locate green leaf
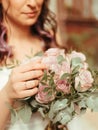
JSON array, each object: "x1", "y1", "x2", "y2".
[
  {"x1": 57, "y1": 55, "x2": 65, "y2": 64},
  {"x1": 86, "y1": 95, "x2": 98, "y2": 112},
  {"x1": 78, "y1": 100, "x2": 86, "y2": 108},
  {"x1": 43, "y1": 87, "x2": 50, "y2": 92},
  {"x1": 34, "y1": 51, "x2": 44, "y2": 56},
  {"x1": 48, "y1": 99, "x2": 68, "y2": 121},
  {"x1": 17, "y1": 104, "x2": 32, "y2": 123},
  {"x1": 49, "y1": 76, "x2": 55, "y2": 87},
  {"x1": 40, "y1": 81, "x2": 47, "y2": 85},
  {"x1": 75, "y1": 82, "x2": 81, "y2": 92},
  {"x1": 50, "y1": 71, "x2": 55, "y2": 76},
  {"x1": 41, "y1": 70, "x2": 48, "y2": 82},
  {"x1": 53, "y1": 109, "x2": 72, "y2": 124},
  {"x1": 60, "y1": 73, "x2": 70, "y2": 80},
  {"x1": 72, "y1": 65, "x2": 80, "y2": 74},
  {"x1": 60, "y1": 112, "x2": 72, "y2": 124},
  {"x1": 30, "y1": 100, "x2": 38, "y2": 107},
  {"x1": 11, "y1": 110, "x2": 18, "y2": 124},
  {"x1": 70, "y1": 102, "x2": 75, "y2": 112},
  {"x1": 51, "y1": 99, "x2": 68, "y2": 113},
  {"x1": 47, "y1": 90, "x2": 53, "y2": 97},
  {"x1": 71, "y1": 57, "x2": 83, "y2": 68},
  {"x1": 38, "y1": 108, "x2": 46, "y2": 118},
  {"x1": 6, "y1": 102, "x2": 18, "y2": 124}
]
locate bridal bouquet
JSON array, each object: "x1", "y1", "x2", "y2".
[{"x1": 11, "y1": 48, "x2": 98, "y2": 130}]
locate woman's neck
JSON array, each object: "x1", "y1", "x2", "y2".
[
  {"x1": 8, "y1": 26, "x2": 33, "y2": 44},
  {"x1": 2, "y1": 21, "x2": 44, "y2": 64},
  {"x1": 3, "y1": 19, "x2": 34, "y2": 43}
]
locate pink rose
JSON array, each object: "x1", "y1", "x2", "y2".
[
  {"x1": 69, "y1": 51, "x2": 86, "y2": 61},
  {"x1": 41, "y1": 56, "x2": 57, "y2": 69},
  {"x1": 42, "y1": 56, "x2": 71, "y2": 78},
  {"x1": 75, "y1": 69, "x2": 94, "y2": 92},
  {"x1": 83, "y1": 63, "x2": 88, "y2": 69},
  {"x1": 56, "y1": 80, "x2": 70, "y2": 94},
  {"x1": 44, "y1": 48, "x2": 65, "y2": 57},
  {"x1": 35, "y1": 84, "x2": 55, "y2": 104},
  {"x1": 61, "y1": 61, "x2": 71, "y2": 74}
]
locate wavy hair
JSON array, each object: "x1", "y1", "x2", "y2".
[{"x1": 0, "y1": 0, "x2": 57, "y2": 62}]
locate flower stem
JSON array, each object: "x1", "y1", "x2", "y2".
[{"x1": 45, "y1": 121, "x2": 68, "y2": 130}]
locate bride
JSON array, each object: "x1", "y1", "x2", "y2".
[{"x1": 0, "y1": 0, "x2": 98, "y2": 130}]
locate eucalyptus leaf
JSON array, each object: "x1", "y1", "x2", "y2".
[
  {"x1": 60, "y1": 112, "x2": 72, "y2": 125},
  {"x1": 57, "y1": 55, "x2": 65, "y2": 64},
  {"x1": 38, "y1": 108, "x2": 46, "y2": 118},
  {"x1": 48, "y1": 99, "x2": 68, "y2": 121},
  {"x1": 71, "y1": 57, "x2": 83, "y2": 69},
  {"x1": 86, "y1": 95, "x2": 98, "y2": 112},
  {"x1": 72, "y1": 65, "x2": 80, "y2": 74},
  {"x1": 11, "y1": 110, "x2": 18, "y2": 124},
  {"x1": 17, "y1": 104, "x2": 32, "y2": 123},
  {"x1": 30, "y1": 100, "x2": 39, "y2": 107},
  {"x1": 53, "y1": 109, "x2": 72, "y2": 124},
  {"x1": 51, "y1": 99, "x2": 68, "y2": 113},
  {"x1": 78, "y1": 100, "x2": 86, "y2": 108},
  {"x1": 6, "y1": 102, "x2": 18, "y2": 124},
  {"x1": 70, "y1": 102, "x2": 75, "y2": 113},
  {"x1": 48, "y1": 103, "x2": 55, "y2": 120}
]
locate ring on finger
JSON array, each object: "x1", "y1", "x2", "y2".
[
  {"x1": 25, "y1": 81, "x2": 31, "y2": 89},
  {"x1": 24, "y1": 82, "x2": 28, "y2": 89},
  {"x1": 24, "y1": 80, "x2": 37, "y2": 89}
]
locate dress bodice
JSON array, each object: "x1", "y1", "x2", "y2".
[
  {"x1": 0, "y1": 68, "x2": 98, "y2": 130},
  {"x1": 0, "y1": 67, "x2": 11, "y2": 90}
]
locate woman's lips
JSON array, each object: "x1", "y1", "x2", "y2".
[{"x1": 24, "y1": 11, "x2": 38, "y2": 17}]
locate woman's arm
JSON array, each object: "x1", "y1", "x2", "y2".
[
  {"x1": 0, "y1": 59, "x2": 46, "y2": 129},
  {"x1": 0, "y1": 89, "x2": 14, "y2": 130}
]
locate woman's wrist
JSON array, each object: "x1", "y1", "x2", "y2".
[{"x1": 0, "y1": 89, "x2": 15, "y2": 106}]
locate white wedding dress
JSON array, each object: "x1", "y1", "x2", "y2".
[{"x1": 0, "y1": 67, "x2": 98, "y2": 130}]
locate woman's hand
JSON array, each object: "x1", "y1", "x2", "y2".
[{"x1": 2, "y1": 59, "x2": 46, "y2": 104}]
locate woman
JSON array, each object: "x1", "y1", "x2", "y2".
[
  {"x1": 0, "y1": 0, "x2": 98, "y2": 130},
  {"x1": 0, "y1": 0, "x2": 58, "y2": 130}
]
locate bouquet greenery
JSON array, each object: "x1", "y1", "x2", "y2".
[{"x1": 11, "y1": 48, "x2": 98, "y2": 130}]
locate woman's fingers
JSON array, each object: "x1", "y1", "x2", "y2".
[
  {"x1": 24, "y1": 80, "x2": 39, "y2": 89},
  {"x1": 21, "y1": 80, "x2": 39, "y2": 90},
  {"x1": 19, "y1": 88, "x2": 38, "y2": 98},
  {"x1": 18, "y1": 62, "x2": 46, "y2": 73},
  {"x1": 9, "y1": 80, "x2": 39, "y2": 99},
  {"x1": 17, "y1": 70, "x2": 43, "y2": 81},
  {"x1": 6, "y1": 60, "x2": 46, "y2": 100}
]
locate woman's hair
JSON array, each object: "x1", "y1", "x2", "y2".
[{"x1": 0, "y1": 0, "x2": 57, "y2": 62}]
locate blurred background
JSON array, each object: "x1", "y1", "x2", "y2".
[{"x1": 49, "y1": 0, "x2": 98, "y2": 68}]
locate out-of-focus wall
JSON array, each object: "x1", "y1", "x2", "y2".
[
  {"x1": 92, "y1": 0, "x2": 98, "y2": 19},
  {"x1": 49, "y1": 0, "x2": 57, "y2": 13},
  {"x1": 49, "y1": 0, "x2": 67, "y2": 46}
]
